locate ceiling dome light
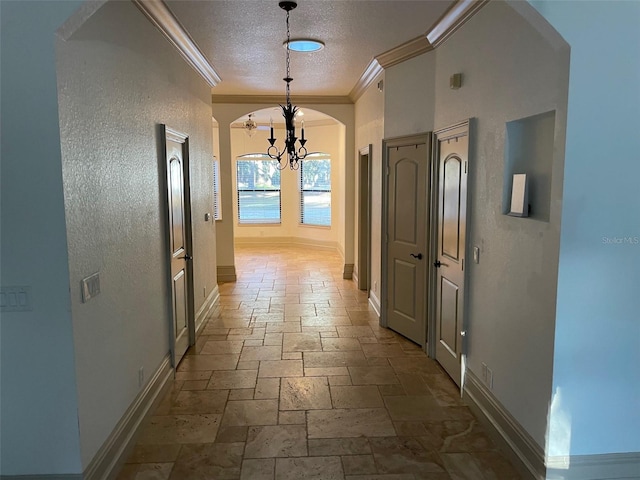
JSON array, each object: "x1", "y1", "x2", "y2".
[{"x1": 285, "y1": 39, "x2": 324, "y2": 52}]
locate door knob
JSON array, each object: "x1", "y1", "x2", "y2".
[
  {"x1": 179, "y1": 254, "x2": 192, "y2": 260},
  {"x1": 460, "y1": 330, "x2": 467, "y2": 337},
  {"x1": 434, "y1": 260, "x2": 442, "y2": 267},
  {"x1": 410, "y1": 253, "x2": 423, "y2": 260}
]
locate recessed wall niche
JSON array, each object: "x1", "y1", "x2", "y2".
[{"x1": 502, "y1": 110, "x2": 556, "y2": 222}]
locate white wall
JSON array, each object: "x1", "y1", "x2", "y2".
[
  {"x1": 231, "y1": 123, "x2": 344, "y2": 249},
  {"x1": 354, "y1": 72, "x2": 385, "y2": 305},
  {"x1": 0, "y1": 1, "x2": 85, "y2": 475},
  {"x1": 56, "y1": 0, "x2": 215, "y2": 469},
  {"x1": 531, "y1": 0, "x2": 640, "y2": 458},
  {"x1": 433, "y1": 1, "x2": 569, "y2": 448}
]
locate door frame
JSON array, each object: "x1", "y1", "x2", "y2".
[
  {"x1": 381, "y1": 133, "x2": 432, "y2": 350},
  {"x1": 357, "y1": 145, "x2": 372, "y2": 293},
  {"x1": 428, "y1": 119, "x2": 471, "y2": 364},
  {"x1": 161, "y1": 124, "x2": 196, "y2": 366}
]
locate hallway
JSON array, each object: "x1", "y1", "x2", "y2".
[{"x1": 117, "y1": 245, "x2": 521, "y2": 479}]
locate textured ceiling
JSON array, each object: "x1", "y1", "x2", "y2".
[{"x1": 165, "y1": 0, "x2": 455, "y2": 97}]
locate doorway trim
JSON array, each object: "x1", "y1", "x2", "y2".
[{"x1": 356, "y1": 145, "x2": 372, "y2": 293}]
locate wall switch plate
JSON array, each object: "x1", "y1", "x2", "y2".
[
  {"x1": 473, "y1": 246, "x2": 480, "y2": 264},
  {"x1": 81, "y1": 272, "x2": 101, "y2": 303},
  {"x1": 0, "y1": 286, "x2": 32, "y2": 312}
]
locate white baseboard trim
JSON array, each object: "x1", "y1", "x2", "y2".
[
  {"x1": 463, "y1": 370, "x2": 545, "y2": 480},
  {"x1": 195, "y1": 285, "x2": 219, "y2": 336},
  {"x1": 546, "y1": 452, "x2": 640, "y2": 480},
  {"x1": 84, "y1": 354, "x2": 173, "y2": 480},
  {"x1": 217, "y1": 265, "x2": 237, "y2": 283},
  {"x1": 352, "y1": 269, "x2": 360, "y2": 287},
  {"x1": 343, "y1": 263, "x2": 354, "y2": 280},
  {"x1": 234, "y1": 236, "x2": 340, "y2": 251},
  {"x1": 368, "y1": 289, "x2": 381, "y2": 317}
]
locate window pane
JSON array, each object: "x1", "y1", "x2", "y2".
[
  {"x1": 302, "y1": 191, "x2": 331, "y2": 226},
  {"x1": 300, "y1": 157, "x2": 331, "y2": 226},
  {"x1": 237, "y1": 157, "x2": 281, "y2": 224}
]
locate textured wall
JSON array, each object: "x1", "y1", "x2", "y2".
[
  {"x1": 354, "y1": 72, "x2": 385, "y2": 305},
  {"x1": 0, "y1": 1, "x2": 86, "y2": 475},
  {"x1": 433, "y1": 1, "x2": 568, "y2": 447},
  {"x1": 56, "y1": 1, "x2": 215, "y2": 468}
]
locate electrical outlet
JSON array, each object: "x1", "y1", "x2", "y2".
[{"x1": 138, "y1": 367, "x2": 144, "y2": 388}]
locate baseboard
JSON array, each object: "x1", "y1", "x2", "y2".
[
  {"x1": 368, "y1": 289, "x2": 381, "y2": 317},
  {"x1": 234, "y1": 236, "x2": 339, "y2": 251},
  {"x1": 84, "y1": 355, "x2": 173, "y2": 480},
  {"x1": 352, "y1": 269, "x2": 360, "y2": 287},
  {"x1": 343, "y1": 263, "x2": 354, "y2": 280},
  {"x1": 195, "y1": 285, "x2": 219, "y2": 336},
  {"x1": 546, "y1": 452, "x2": 640, "y2": 480},
  {"x1": 463, "y1": 370, "x2": 545, "y2": 480},
  {"x1": 217, "y1": 265, "x2": 237, "y2": 283}
]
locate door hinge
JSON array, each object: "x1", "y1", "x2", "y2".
[
  {"x1": 464, "y1": 161, "x2": 467, "y2": 174},
  {"x1": 462, "y1": 258, "x2": 464, "y2": 271}
]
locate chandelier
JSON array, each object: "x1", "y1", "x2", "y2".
[
  {"x1": 267, "y1": 1, "x2": 307, "y2": 170},
  {"x1": 243, "y1": 113, "x2": 258, "y2": 137}
]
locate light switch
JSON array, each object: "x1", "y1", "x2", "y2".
[{"x1": 473, "y1": 246, "x2": 480, "y2": 264}]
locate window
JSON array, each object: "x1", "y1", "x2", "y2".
[
  {"x1": 236, "y1": 155, "x2": 281, "y2": 224},
  {"x1": 300, "y1": 154, "x2": 331, "y2": 226},
  {"x1": 213, "y1": 157, "x2": 221, "y2": 220}
]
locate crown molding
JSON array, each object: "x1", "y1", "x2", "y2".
[
  {"x1": 132, "y1": 0, "x2": 221, "y2": 87},
  {"x1": 349, "y1": 59, "x2": 384, "y2": 102},
  {"x1": 426, "y1": 0, "x2": 489, "y2": 48},
  {"x1": 375, "y1": 36, "x2": 434, "y2": 69},
  {"x1": 212, "y1": 95, "x2": 352, "y2": 105}
]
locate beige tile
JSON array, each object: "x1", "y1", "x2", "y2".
[
  {"x1": 303, "y1": 351, "x2": 368, "y2": 368},
  {"x1": 383, "y1": 395, "x2": 443, "y2": 421},
  {"x1": 244, "y1": 339, "x2": 264, "y2": 347},
  {"x1": 336, "y1": 326, "x2": 376, "y2": 338},
  {"x1": 280, "y1": 377, "x2": 332, "y2": 410},
  {"x1": 240, "y1": 458, "x2": 275, "y2": 480},
  {"x1": 259, "y1": 360, "x2": 303, "y2": 377},
  {"x1": 284, "y1": 304, "x2": 318, "y2": 316},
  {"x1": 342, "y1": 454, "x2": 377, "y2": 475},
  {"x1": 266, "y1": 323, "x2": 301, "y2": 333},
  {"x1": 330, "y1": 385, "x2": 384, "y2": 409},
  {"x1": 275, "y1": 457, "x2": 344, "y2": 479},
  {"x1": 282, "y1": 352, "x2": 302, "y2": 360},
  {"x1": 175, "y1": 371, "x2": 212, "y2": 382},
  {"x1": 307, "y1": 409, "x2": 396, "y2": 438},
  {"x1": 170, "y1": 390, "x2": 228, "y2": 414},
  {"x1": 328, "y1": 375, "x2": 352, "y2": 386},
  {"x1": 208, "y1": 370, "x2": 257, "y2": 389},
  {"x1": 361, "y1": 343, "x2": 409, "y2": 358},
  {"x1": 319, "y1": 331, "x2": 339, "y2": 337},
  {"x1": 245, "y1": 425, "x2": 307, "y2": 458},
  {"x1": 255, "y1": 378, "x2": 280, "y2": 399},
  {"x1": 308, "y1": 438, "x2": 371, "y2": 456},
  {"x1": 389, "y1": 357, "x2": 442, "y2": 375},
  {"x1": 169, "y1": 442, "x2": 243, "y2": 480},
  {"x1": 177, "y1": 354, "x2": 239, "y2": 372},
  {"x1": 278, "y1": 410, "x2": 306, "y2": 425},
  {"x1": 304, "y1": 366, "x2": 349, "y2": 377},
  {"x1": 321, "y1": 337, "x2": 362, "y2": 351},
  {"x1": 215, "y1": 425, "x2": 248, "y2": 443},
  {"x1": 239, "y1": 345, "x2": 282, "y2": 362},
  {"x1": 263, "y1": 333, "x2": 283, "y2": 345},
  {"x1": 221, "y1": 399, "x2": 279, "y2": 426},
  {"x1": 348, "y1": 366, "x2": 399, "y2": 385},
  {"x1": 138, "y1": 414, "x2": 222, "y2": 444},
  {"x1": 369, "y1": 437, "x2": 448, "y2": 475},
  {"x1": 182, "y1": 380, "x2": 209, "y2": 391},
  {"x1": 135, "y1": 463, "x2": 173, "y2": 480},
  {"x1": 127, "y1": 444, "x2": 182, "y2": 464},
  {"x1": 283, "y1": 332, "x2": 322, "y2": 352},
  {"x1": 229, "y1": 389, "x2": 255, "y2": 400},
  {"x1": 237, "y1": 360, "x2": 260, "y2": 370}
]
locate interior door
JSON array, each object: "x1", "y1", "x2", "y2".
[
  {"x1": 163, "y1": 126, "x2": 193, "y2": 367},
  {"x1": 433, "y1": 121, "x2": 469, "y2": 386},
  {"x1": 384, "y1": 135, "x2": 430, "y2": 345}
]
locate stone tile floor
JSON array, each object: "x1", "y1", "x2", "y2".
[{"x1": 117, "y1": 245, "x2": 521, "y2": 479}]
